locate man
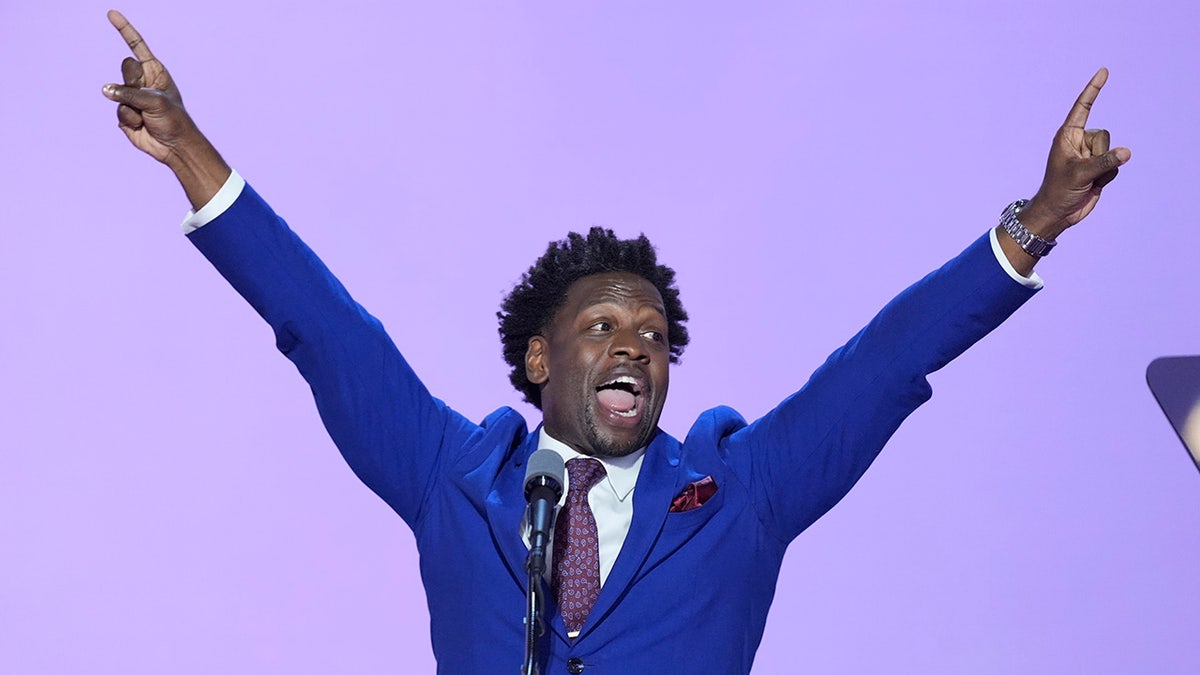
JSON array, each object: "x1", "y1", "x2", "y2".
[{"x1": 101, "y1": 9, "x2": 1129, "y2": 673}]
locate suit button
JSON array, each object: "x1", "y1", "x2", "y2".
[{"x1": 566, "y1": 657, "x2": 585, "y2": 674}]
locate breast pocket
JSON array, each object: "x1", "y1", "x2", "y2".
[{"x1": 662, "y1": 479, "x2": 725, "y2": 533}]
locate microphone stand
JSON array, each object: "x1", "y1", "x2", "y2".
[
  {"x1": 522, "y1": 549, "x2": 547, "y2": 675},
  {"x1": 522, "y1": 496, "x2": 555, "y2": 675},
  {"x1": 520, "y1": 451, "x2": 563, "y2": 675}
]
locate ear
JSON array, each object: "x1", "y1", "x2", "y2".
[{"x1": 525, "y1": 335, "x2": 549, "y2": 385}]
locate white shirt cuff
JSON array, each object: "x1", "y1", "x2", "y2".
[
  {"x1": 989, "y1": 227, "x2": 1044, "y2": 290},
  {"x1": 180, "y1": 170, "x2": 246, "y2": 234}
]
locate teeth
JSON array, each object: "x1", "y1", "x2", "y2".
[
  {"x1": 614, "y1": 408, "x2": 638, "y2": 418},
  {"x1": 602, "y1": 376, "x2": 638, "y2": 387},
  {"x1": 598, "y1": 375, "x2": 642, "y2": 396}
]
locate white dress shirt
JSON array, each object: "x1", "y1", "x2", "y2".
[{"x1": 533, "y1": 428, "x2": 644, "y2": 589}]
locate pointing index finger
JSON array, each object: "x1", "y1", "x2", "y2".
[
  {"x1": 1065, "y1": 67, "x2": 1109, "y2": 129},
  {"x1": 107, "y1": 9, "x2": 157, "y2": 63}
]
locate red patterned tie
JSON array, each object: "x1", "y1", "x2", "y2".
[{"x1": 552, "y1": 457, "x2": 607, "y2": 637}]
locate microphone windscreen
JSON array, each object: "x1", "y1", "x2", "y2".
[{"x1": 524, "y1": 449, "x2": 565, "y2": 500}]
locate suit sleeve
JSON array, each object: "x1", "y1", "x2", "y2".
[
  {"x1": 723, "y1": 233, "x2": 1038, "y2": 543},
  {"x1": 186, "y1": 183, "x2": 480, "y2": 527}
]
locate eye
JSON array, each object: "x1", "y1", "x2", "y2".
[
  {"x1": 641, "y1": 330, "x2": 665, "y2": 344},
  {"x1": 589, "y1": 321, "x2": 612, "y2": 332}
]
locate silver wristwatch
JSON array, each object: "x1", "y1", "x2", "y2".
[{"x1": 1000, "y1": 199, "x2": 1056, "y2": 257}]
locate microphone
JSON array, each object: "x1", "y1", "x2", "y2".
[{"x1": 524, "y1": 449, "x2": 565, "y2": 576}]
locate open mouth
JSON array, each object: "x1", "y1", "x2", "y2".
[{"x1": 596, "y1": 376, "x2": 643, "y2": 419}]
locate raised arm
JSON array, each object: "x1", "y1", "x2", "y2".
[
  {"x1": 997, "y1": 68, "x2": 1131, "y2": 276},
  {"x1": 98, "y1": 11, "x2": 488, "y2": 527},
  {"x1": 100, "y1": 10, "x2": 230, "y2": 210},
  {"x1": 731, "y1": 70, "x2": 1131, "y2": 541}
]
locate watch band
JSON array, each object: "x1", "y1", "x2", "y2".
[{"x1": 1000, "y1": 199, "x2": 1056, "y2": 257}]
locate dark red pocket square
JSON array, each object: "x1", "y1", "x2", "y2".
[{"x1": 669, "y1": 476, "x2": 718, "y2": 513}]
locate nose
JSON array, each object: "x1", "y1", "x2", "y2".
[{"x1": 608, "y1": 327, "x2": 648, "y2": 362}]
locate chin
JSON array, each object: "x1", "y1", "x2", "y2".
[{"x1": 584, "y1": 416, "x2": 658, "y2": 458}]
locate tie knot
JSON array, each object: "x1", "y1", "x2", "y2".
[{"x1": 566, "y1": 457, "x2": 606, "y2": 494}]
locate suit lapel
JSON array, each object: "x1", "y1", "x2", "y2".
[
  {"x1": 483, "y1": 432, "x2": 539, "y2": 594},
  {"x1": 577, "y1": 430, "x2": 681, "y2": 639},
  {"x1": 482, "y1": 428, "x2": 575, "y2": 647}
]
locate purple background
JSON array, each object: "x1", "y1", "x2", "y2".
[{"x1": 3, "y1": 2, "x2": 1198, "y2": 672}]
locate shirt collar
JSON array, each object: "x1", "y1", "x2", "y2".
[{"x1": 537, "y1": 427, "x2": 644, "y2": 502}]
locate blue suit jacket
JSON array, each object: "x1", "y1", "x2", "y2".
[{"x1": 189, "y1": 184, "x2": 1036, "y2": 673}]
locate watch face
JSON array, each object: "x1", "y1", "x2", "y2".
[{"x1": 1147, "y1": 356, "x2": 1200, "y2": 476}]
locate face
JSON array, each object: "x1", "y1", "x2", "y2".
[{"x1": 525, "y1": 272, "x2": 671, "y2": 458}]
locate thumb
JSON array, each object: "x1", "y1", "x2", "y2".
[
  {"x1": 1079, "y1": 147, "x2": 1130, "y2": 192},
  {"x1": 1083, "y1": 146, "x2": 1131, "y2": 181},
  {"x1": 101, "y1": 83, "x2": 166, "y2": 113}
]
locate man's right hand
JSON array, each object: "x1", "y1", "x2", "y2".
[{"x1": 102, "y1": 9, "x2": 231, "y2": 210}]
